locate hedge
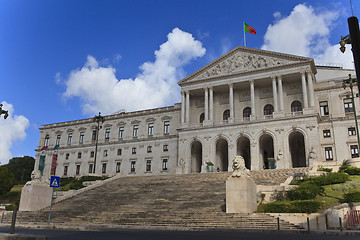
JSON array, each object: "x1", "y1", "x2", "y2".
[
  {"x1": 258, "y1": 200, "x2": 321, "y2": 214},
  {"x1": 340, "y1": 165, "x2": 360, "y2": 175},
  {"x1": 287, "y1": 182, "x2": 323, "y2": 200},
  {"x1": 292, "y1": 172, "x2": 349, "y2": 186},
  {"x1": 343, "y1": 191, "x2": 360, "y2": 203}
]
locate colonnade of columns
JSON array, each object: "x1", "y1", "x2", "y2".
[{"x1": 180, "y1": 70, "x2": 316, "y2": 125}]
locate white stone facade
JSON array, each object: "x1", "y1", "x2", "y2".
[{"x1": 34, "y1": 47, "x2": 358, "y2": 178}]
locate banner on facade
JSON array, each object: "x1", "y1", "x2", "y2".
[
  {"x1": 38, "y1": 146, "x2": 48, "y2": 175},
  {"x1": 50, "y1": 145, "x2": 59, "y2": 176}
]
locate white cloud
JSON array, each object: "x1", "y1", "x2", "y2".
[
  {"x1": 63, "y1": 28, "x2": 206, "y2": 115},
  {"x1": 0, "y1": 101, "x2": 30, "y2": 165},
  {"x1": 262, "y1": 4, "x2": 353, "y2": 69}
]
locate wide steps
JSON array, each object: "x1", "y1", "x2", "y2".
[{"x1": 16, "y1": 168, "x2": 309, "y2": 229}]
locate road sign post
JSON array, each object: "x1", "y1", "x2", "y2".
[{"x1": 48, "y1": 176, "x2": 60, "y2": 224}]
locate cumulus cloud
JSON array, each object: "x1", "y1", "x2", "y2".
[
  {"x1": 0, "y1": 101, "x2": 30, "y2": 165},
  {"x1": 262, "y1": 4, "x2": 354, "y2": 69},
  {"x1": 63, "y1": 28, "x2": 206, "y2": 115}
]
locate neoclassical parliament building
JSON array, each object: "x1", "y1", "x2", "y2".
[{"x1": 35, "y1": 47, "x2": 357, "y2": 178}]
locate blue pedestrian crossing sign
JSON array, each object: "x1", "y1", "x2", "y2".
[{"x1": 50, "y1": 176, "x2": 60, "y2": 188}]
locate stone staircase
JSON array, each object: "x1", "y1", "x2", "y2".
[{"x1": 16, "y1": 168, "x2": 309, "y2": 230}]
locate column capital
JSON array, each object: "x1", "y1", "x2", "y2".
[
  {"x1": 209, "y1": 86, "x2": 213, "y2": 90},
  {"x1": 300, "y1": 70, "x2": 306, "y2": 75},
  {"x1": 276, "y1": 75, "x2": 282, "y2": 80},
  {"x1": 203, "y1": 87, "x2": 209, "y2": 91},
  {"x1": 228, "y1": 83, "x2": 233, "y2": 88},
  {"x1": 249, "y1": 79, "x2": 255, "y2": 84}
]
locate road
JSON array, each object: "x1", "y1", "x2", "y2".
[{"x1": 1, "y1": 227, "x2": 360, "y2": 240}]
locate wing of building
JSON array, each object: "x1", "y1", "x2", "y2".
[{"x1": 35, "y1": 47, "x2": 357, "y2": 178}]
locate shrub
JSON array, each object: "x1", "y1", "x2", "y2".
[
  {"x1": 258, "y1": 200, "x2": 320, "y2": 214},
  {"x1": 287, "y1": 182, "x2": 323, "y2": 200},
  {"x1": 318, "y1": 167, "x2": 332, "y2": 172},
  {"x1": 343, "y1": 191, "x2": 360, "y2": 203},
  {"x1": 271, "y1": 190, "x2": 288, "y2": 201},
  {"x1": 5, "y1": 205, "x2": 17, "y2": 211},
  {"x1": 341, "y1": 166, "x2": 360, "y2": 175}
]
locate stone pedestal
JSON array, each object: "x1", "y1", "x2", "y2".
[
  {"x1": 19, "y1": 181, "x2": 52, "y2": 211},
  {"x1": 226, "y1": 175, "x2": 257, "y2": 214}
]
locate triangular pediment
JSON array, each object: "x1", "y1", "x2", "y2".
[{"x1": 178, "y1": 46, "x2": 315, "y2": 86}]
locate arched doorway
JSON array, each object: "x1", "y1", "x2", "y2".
[
  {"x1": 237, "y1": 136, "x2": 251, "y2": 169},
  {"x1": 216, "y1": 138, "x2": 228, "y2": 171},
  {"x1": 191, "y1": 141, "x2": 202, "y2": 173},
  {"x1": 259, "y1": 134, "x2": 274, "y2": 169},
  {"x1": 289, "y1": 131, "x2": 307, "y2": 167}
]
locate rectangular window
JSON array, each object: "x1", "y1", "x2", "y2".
[
  {"x1": 78, "y1": 152, "x2": 82, "y2": 159},
  {"x1": 56, "y1": 135, "x2": 61, "y2": 146},
  {"x1": 351, "y1": 145, "x2": 359, "y2": 158},
  {"x1": 164, "y1": 121, "x2": 170, "y2": 134},
  {"x1": 319, "y1": 101, "x2": 329, "y2": 116},
  {"x1": 163, "y1": 144, "x2": 168, "y2": 152},
  {"x1": 132, "y1": 147, "x2": 136, "y2": 154},
  {"x1": 162, "y1": 158, "x2": 168, "y2": 171},
  {"x1": 131, "y1": 161, "x2": 136, "y2": 173},
  {"x1": 90, "y1": 151, "x2": 94, "y2": 158},
  {"x1": 66, "y1": 153, "x2": 69, "y2": 160},
  {"x1": 88, "y1": 164, "x2": 93, "y2": 174},
  {"x1": 146, "y1": 159, "x2": 152, "y2": 172},
  {"x1": 67, "y1": 133, "x2": 72, "y2": 144},
  {"x1": 348, "y1": 127, "x2": 356, "y2": 136},
  {"x1": 148, "y1": 123, "x2": 154, "y2": 136},
  {"x1": 102, "y1": 163, "x2": 107, "y2": 174},
  {"x1": 344, "y1": 98, "x2": 354, "y2": 113},
  {"x1": 117, "y1": 148, "x2": 122, "y2": 156},
  {"x1": 63, "y1": 165, "x2": 68, "y2": 176},
  {"x1": 323, "y1": 130, "x2": 331, "y2": 138},
  {"x1": 76, "y1": 165, "x2": 80, "y2": 175},
  {"x1": 147, "y1": 146, "x2": 152, "y2": 153},
  {"x1": 119, "y1": 127, "x2": 124, "y2": 139},
  {"x1": 79, "y1": 132, "x2": 84, "y2": 144},
  {"x1": 103, "y1": 150, "x2": 108, "y2": 157},
  {"x1": 105, "y1": 128, "x2": 110, "y2": 140},
  {"x1": 116, "y1": 162, "x2": 121, "y2": 173},
  {"x1": 92, "y1": 130, "x2": 97, "y2": 141},
  {"x1": 133, "y1": 125, "x2": 139, "y2": 137},
  {"x1": 325, "y1": 147, "x2": 333, "y2": 161}
]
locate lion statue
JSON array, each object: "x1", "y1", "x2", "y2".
[{"x1": 232, "y1": 156, "x2": 250, "y2": 177}]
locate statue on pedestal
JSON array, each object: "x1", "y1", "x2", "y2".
[{"x1": 231, "y1": 156, "x2": 250, "y2": 177}]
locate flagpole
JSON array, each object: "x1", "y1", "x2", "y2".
[{"x1": 243, "y1": 22, "x2": 246, "y2": 47}]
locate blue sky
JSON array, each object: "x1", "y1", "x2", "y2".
[{"x1": 0, "y1": 0, "x2": 358, "y2": 165}]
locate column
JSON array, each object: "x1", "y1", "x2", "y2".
[
  {"x1": 301, "y1": 71, "x2": 309, "y2": 109},
  {"x1": 181, "y1": 91, "x2": 185, "y2": 124},
  {"x1": 229, "y1": 83, "x2": 234, "y2": 123},
  {"x1": 272, "y1": 77, "x2": 278, "y2": 111},
  {"x1": 185, "y1": 91, "x2": 190, "y2": 124},
  {"x1": 209, "y1": 87, "x2": 214, "y2": 122},
  {"x1": 277, "y1": 76, "x2": 284, "y2": 111},
  {"x1": 204, "y1": 88, "x2": 209, "y2": 121},
  {"x1": 307, "y1": 71, "x2": 315, "y2": 107},
  {"x1": 250, "y1": 80, "x2": 255, "y2": 119}
]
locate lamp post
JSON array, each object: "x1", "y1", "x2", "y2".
[
  {"x1": 0, "y1": 104, "x2": 9, "y2": 119},
  {"x1": 93, "y1": 112, "x2": 105, "y2": 174},
  {"x1": 343, "y1": 74, "x2": 360, "y2": 149},
  {"x1": 339, "y1": 16, "x2": 360, "y2": 90}
]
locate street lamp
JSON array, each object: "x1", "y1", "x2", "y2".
[
  {"x1": 0, "y1": 104, "x2": 9, "y2": 119},
  {"x1": 93, "y1": 112, "x2": 105, "y2": 174},
  {"x1": 343, "y1": 74, "x2": 360, "y2": 149}
]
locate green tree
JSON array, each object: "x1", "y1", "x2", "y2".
[
  {"x1": 5, "y1": 156, "x2": 35, "y2": 184},
  {"x1": 0, "y1": 166, "x2": 15, "y2": 195}
]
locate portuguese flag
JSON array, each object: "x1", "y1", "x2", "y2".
[
  {"x1": 244, "y1": 22, "x2": 256, "y2": 34},
  {"x1": 50, "y1": 145, "x2": 59, "y2": 176}
]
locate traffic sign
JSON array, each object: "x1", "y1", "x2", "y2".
[{"x1": 50, "y1": 176, "x2": 60, "y2": 188}]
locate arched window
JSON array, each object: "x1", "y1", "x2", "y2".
[
  {"x1": 291, "y1": 100, "x2": 302, "y2": 112},
  {"x1": 243, "y1": 107, "x2": 251, "y2": 118},
  {"x1": 44, "y1": 135, "x2": 50, "y2": 147},
  {"x1": 264, "y1": 104, "x2": 274, "y2": 116},
  {"x1": 200, "y1": 113, "x2": 205, "y2": 123},
  {"x1": 223, "y1": 109, "x2": 230, "y2": 120}
]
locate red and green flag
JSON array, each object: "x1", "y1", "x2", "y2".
[
  {"x1": 38, "y1": 146, "x2": 48, "y2": 175},
  {"x1": 50, "y1": 145, "x2": 59, "y2": 176},
  {"x1": 244, "y1": 22, "x2": 256, "y2": 34}
]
